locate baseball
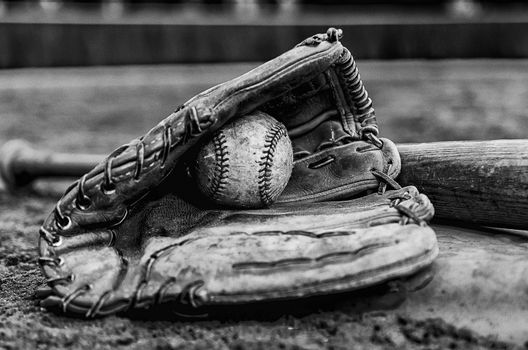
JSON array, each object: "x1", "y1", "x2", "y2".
[{"x1": 194, "y1": 111, "x2": 293, "y2": 208}]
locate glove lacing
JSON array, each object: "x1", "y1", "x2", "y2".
[
  {"x1": 38, "y1": 105, "x2": 218, "y2": 316},
  {"x1": 327, "y1": 29, "x2": 422, "y2": 226}
]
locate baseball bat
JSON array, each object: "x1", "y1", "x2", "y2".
[
  {"x1": 397, "y1": 140, "x2": 528, "y2": 229},
  {"x1": 0, "y1": 140, "x2": 103, "y2": 190},
  {"x1": 1, "y1": 139, "x2": 526, "y2": 229}
]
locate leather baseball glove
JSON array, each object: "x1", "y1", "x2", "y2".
[{"x1": 37, "y1": 28, "x2": 438, "y2": 317}]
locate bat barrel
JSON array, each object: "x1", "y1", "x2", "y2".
[
  {"x1": 0, "y1": 140, "x2": 102, "y2": 191},
  {"x1": 397, "y1": 140, "x2": 528, "y2": 229}
]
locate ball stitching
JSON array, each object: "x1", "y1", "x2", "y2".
[
  {"x1": 209, "y1": 131, "x2": 230, "y2": 200},
  {"x1": 258, "y1": 122, "x2": 288, "y2": 206}
]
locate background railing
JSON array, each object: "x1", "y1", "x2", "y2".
[{"x1": 1, "y1": 0, "x2": 528, "y2": 67}]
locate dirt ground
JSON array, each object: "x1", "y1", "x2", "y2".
[{"x1": 0, "y1": 61, "x2": 527, "y2": 349}]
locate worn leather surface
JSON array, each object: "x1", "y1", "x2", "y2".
[
  {"x1": 37, "y1": 28, "x2": 438, "y2": 317},
  {"x1": 40, "y1": 185, "x2": 437, "y2": 316},
  {"x1": 279, "y1": 138, "x2": 400, "y2": 203}
]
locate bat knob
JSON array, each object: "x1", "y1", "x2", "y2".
[{"x1": 0, "y1": 139, "x2": 35, "y2": 191}]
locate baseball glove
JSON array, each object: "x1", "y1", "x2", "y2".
[{"x1": 37, "y1": 28, "x2": 438, "y2": 317}]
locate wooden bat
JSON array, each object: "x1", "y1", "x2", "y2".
[
  {"x1": 1, "y1": 139, "x2": 526, "y2": 229},
  {"x1": 0, "y1": 140, "x2": 103, "y2": 190},
  {"x1": 397, "y1": 140, "x2": 528, "y2": 229}
]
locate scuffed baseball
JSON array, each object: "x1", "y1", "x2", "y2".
[{"x1": 194, "y1": 111, "x2": 293, "y2": 208}]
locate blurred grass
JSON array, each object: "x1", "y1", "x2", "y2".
[{"x1": 0, "y1": 60, "x2": 526, "y2": 154}]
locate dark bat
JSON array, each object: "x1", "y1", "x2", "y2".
[
  {"x1": 1, "y1": 139, "x2": 527, "y2": 229},
  {"x1": 0, "y1": 140, "x2": 103, "y2": 190}
]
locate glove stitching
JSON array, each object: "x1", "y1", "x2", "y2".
[
  {"x1": 84, "y1": 247, "x2": 129, "y2": 316},
  {"x1": 38, "y1": 256, "x2": 64, "y2": 267},
  {"x1": 394, "y1": 204, "x2": 427, "y2": 227},
  {"x1": 45, "y1": 273, "x2": 75, "y2": 286},
  {"x1": 371, "y1": 170, "x2": 428, "y2": 225},
  {"x1": 258, "y1": 122, "x2": 288, "y2": 206},
  {"x1": 45, "y1": 105, "x2": 215, "y2": 240},
  {"x1": 86, "y1": 291, "x2": 113, "y2": 318},
  {"x1": 232, "y1": 241, "x2": 393, "y2": 271},
  {"x1": 54, "y1": 181, "x2": 76, "y2": 231},
  {"x1": 101, "y1": 157, "x2": 116, "y2": 194},
  {"x1": 155, "y1": 277, "x2": 177, "y2": 305},
  {"x1": 377, "y1": 162, "x2": 393, "y2": 195},
  {"x1": 160, "y1": 124, "x2": 173, "y2": 168},
  {"x1": 279, "y1": 178, "x2": 379, "y2": 203},
  {"x1": 75, "y1": 175, "x2": 91, "y2": 210},
  {"x1": 100, "y1": 144, "x2": 130, "y2": 196},
  {"x1": 132, "y1": 281, "x2": 149, "y2": 308},
  {"x1": 134, "y1": 140, "x2": 145, "y2": 180},
  {"x1": 128, "y1": 238, "x2": 198, "y2": 310},
  {"x1": 371, "y1": 170, "x2": 402, "y2": 192},
  {"x1": 179, "y1": 280, "x2": 206, "y2": 308},
  {"x1": 308, "y1": 155, "x2": 336, "y2": 169},
  {"x1": 335, "y1": 48, "x2": 379, "y2": 140},
  {"x1": 252, "y1": 230, "x2": 356, "y2": 238},
  {"x1": 61, "y1": 284, "x2": 91, "y2": 313},
  {"x1": 39, "y1": 227, "x2": 61, "y2": 246}
]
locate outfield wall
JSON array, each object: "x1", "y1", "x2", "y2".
[{"x1": 1, "y1": 19, "x2": 528, "y2": 68}]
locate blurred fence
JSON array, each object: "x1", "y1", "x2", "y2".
[{"x1": 1, "y1": 0, "x2": 528, "y2": 67}]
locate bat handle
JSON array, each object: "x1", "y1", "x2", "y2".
[{"x1": 0, "y1": 140, "x2": 103, "y2": 191}]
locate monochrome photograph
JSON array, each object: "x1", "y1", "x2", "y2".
[{"x1": 0, "y1": 0, "x2": 527, "y2": 349}]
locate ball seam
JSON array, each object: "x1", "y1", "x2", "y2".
[
  {"x1": 210, "y1": 131, "x2": 230, "y2": 200},
  {"x1": 258, "y1": 122, "x2": 287, "y2": 206}
]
